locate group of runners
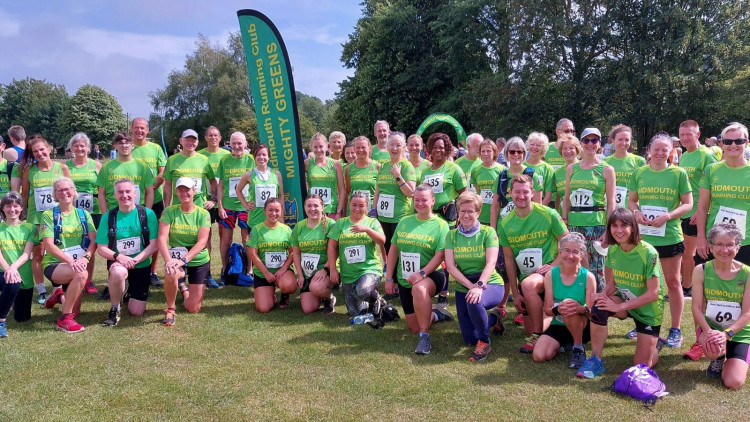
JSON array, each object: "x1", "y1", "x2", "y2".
[{"x1": 0, "y1": 117, "x2": 748, "y2": 390}]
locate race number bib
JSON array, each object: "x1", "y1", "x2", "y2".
[
  {"x1": 515, "y1": 248, "x2": 542, "y2": 275},
  {"x1": 300, "y1": 253, "x2": 320, "y2": 277},
  {"x1": 254, "y1": 184, "x2": 276, "y2": 208},
  {"x1": 423, "y1": 173, "x2": 444, "y2": 194},
  {"x1": 311, "y1": 186, "x2": 332, "y2": 205},
  {"x1": 400, "y1": 252, "x2": 421, "y2": 279},
  {"x1": 264, "y1": 251, "x2": 287, "y2": 269},
  {"x1": 715, "y1": 206, "x2": 747, "y2": 239},
  {"x1": 169, "y1": 246, "x2": 189, "y2": 262},
  {"x1": 116, "y1": 236, "x2": 141, "y2": 256},
  {"x1": 377, "y1": 194, "x2": 395, "y2": 219},
  {"x1": 618, "y1": 288, "x2": 637, "y2": 302},
  {"x1": 480, "y1": 189, "x2": 494, "y2": 205},
  {"x1": 62, "y1": 245, "x2": 85, "y2": 260},
  {"x1": 228, "y1": 177, "x2": 249, "y2": 198},
  {"x1": 638, "y1": 205, "x2": 668, "y2": 237},
  {"x1": 192, "y1": 178, "x2": 203, "y2": 193},
  {"x1": 134, "y1": 185, "x2": 142, "y2": 205},
  {"x1": 500, "y1": 200, "x2": 516, "y2": 218},
  {"x1": 570, "y1": 188, "x2": 593, "y2": 209},
  {"x1": 344, "y1": 245, "x2": 366, "y2": 264},
  {"x1": 553, "y1": 301, "x2": 564, "y2": 324},
  {"x1": 615, "y1": 186, "x2": 628, "y2": 208},
  {"x1": 353, "y1": 190, "x2": 371, "y2": 208},
  {"x1": 75, "y1": 193, "x2": 94, "y2": 213},
  {"x1": 706, "y1": 300, "x2": 741, "y2": 329},
  {"x1": 35, "y1": 186, "x2": 57, "y2": 212}
]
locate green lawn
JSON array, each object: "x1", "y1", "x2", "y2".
[{"x1": 0, "y1": 229, "x2": 747, "y2": 421}]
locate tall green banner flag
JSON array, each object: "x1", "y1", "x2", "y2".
[{"x1": 237, "y1": 9, "x2": 305, "y2": 225}]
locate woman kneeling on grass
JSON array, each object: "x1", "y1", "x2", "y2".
[
  {"x1": 41, "y1": 177, "x2": 97, "y2": 333},
  {"x1": 445, "y1": 191, "x2": 505, "y2": 362},
  {"x1": 291, "y1": 195, "x2": 337, "y2": 314},
  {"x1": 692, "y1": 223, "x2": 750, "y2": 389},
  {"x1": 0, "y1": 192, "x2": 35, "y2": 338},
  {"x1": 159, "y1": 178, "x2": 211, "y2": 326},
  {"x1": 578, "y1": 208, "x2": 666, "y2": 379},
  {"x1": 247, "y1": 197, "x2": 296, "y2": 313},
  {"x1": 532, "y1": 232, "x2": 596, "y2": 369}
]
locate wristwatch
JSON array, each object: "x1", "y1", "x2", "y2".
[
  {"x1": 725, "y1": 328, "x2": 736, "y2": 339},
  {"x1": 181, "y1": 257, "x2": 188, "y2": 265},
  {"x1": 476, "y1": 281, "x2": 487, "y2": 290},
  {"x1": 419, "y1": 270, "x2": 426, "y2": 277}
]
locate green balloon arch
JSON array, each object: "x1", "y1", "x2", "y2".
[{"x1": 415, "y1": 113, "x2": 467, "y2": 146}]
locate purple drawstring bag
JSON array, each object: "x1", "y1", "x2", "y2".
[{"x1": 611, "y1": 363, "x2": 669, "y2": 406}]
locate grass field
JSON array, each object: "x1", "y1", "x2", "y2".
[{"x1": 0, "y1": 228, "x2": 748, "y2": 421}]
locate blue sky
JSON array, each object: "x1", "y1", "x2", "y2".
[{"x1": 0, "y1": 1, "x2": 362, "y2": 119}]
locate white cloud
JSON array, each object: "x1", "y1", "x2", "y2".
[
  {"x1": 281, "y1": 24, "x2": 346, "y2": 46},
  {"x1": 0, "y1": 9, "x2": 20, "y2": 37}
]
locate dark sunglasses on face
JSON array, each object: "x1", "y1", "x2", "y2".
[
  {"x1": 721, "y1": 138, "x2": 747, "y2": 146},
  {"x1": 507, "y1": 150, "x2": 525, "y2": 155},
  {"x1": 561, "y1": 129, "x2": 576, "y2": 134},
  {"x1": 581, "y1": 137, "x2": 600, "y2": 144}
]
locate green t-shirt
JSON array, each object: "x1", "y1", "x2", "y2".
[
  {"x1": 26, "y1": 162, "x2": 64, "y2": 224},
  {"x1": 605, "y1": 241, "x2": 665, "y2": 326},
  {"x1": 39, "y1": 208, "x2": 96, "y2": 267},
  {"x1": 132, "y1": 142, "x2": 167, "y2": 203},
  {"x1": 67, "y1": 158, "x2": 100, "y2": 215},
  {"x1": 96, "y1": 159, "x2": 155, "y2": 210},
  {"x1": 552, "y1": 164, "x2": 570, "y2": 212},
  {"x1": 628, "y1": 165, "x2": 691, "y2": 246},
  {"x1": 699, "y1": 161, "x2": 750, "y2": 245},
  {"x1": 413, "y1": 160, "x2": 431, "y2": 182},
  {"x1": 455, "y1": 156, "x2": 481, "y2": 183},
  {"x1": 391, "y1": 215, "x2": 449, "y2": 288},
  {"x1": 568, "y1": 162, "x2": 609, "y2": 227},
  {"x1": 419, "y1": 161, "x2": 467, "y2": 210},
  {"x1": 603, "y1": 153, "x2": 646, "y2": 208},
  {"x1": 550, "y1": 266, "x2": 589, "y2": 326},
  {"x1": 0, "y1": 222, "x2": 37, "y2": 288},
  {"x1": 328, "y1": 216, "x2": 384, "y2": 283},
  {"x1": 290, "y1": 217, "x2": 335, "y2": 277},
  {"x1": 376, "y1": 159, "x2": 416, "y2": 223},
  {"x1": 198, "y1": 148, "x2": 231, "y2": 179},
  {"x1": 493, "y1": 166, "x2": 544, "y2": 225},
  {"x1": 164, "y1": 153, "x2": 216, "y2": 207},
  {"x1": 347, "y1": 160, "x2": 379, "y2": 209},
  {"x1": 469, "y1": 163, "x2": 505, "y2": 224},
  {"x1": 525, "y1": 160, "x2": 556, "y2": 195},
  {"x1": 370, "y1": 147, "x2": 390, "y2": 164},
  {"x1": 679, "y1": 146, "x2": 717, "y2": 218},
  {"x1": 702, "y1": 261, "x2": 750, "y2": 343},
  {"x1": 545, "y1": 144, "x2": 566, "y2": 171},
  {"x1": 218, "y1": 153, "x2": 255, "y2": 211},
  {"x1": 247, "y1": 222, "x2": 293, "y2": 277},
  {"x1": 307, "y1": 158, "x2": 340, "y2": 214},
  {"x1": 498, "y1": 202, "x2": 567, "y2": 281},
  {"x1": 246, "y1": 168, "x2": 281, "y2": 228},
  {"x1": 160, "y1": 205, "x2": 211, "y2": 266},
  {"x1": 445, "y1": 225, "x2": 503, "y2": 293},
  {"x1": 0, "y1": 159, "x2": 11, "y2": 195},
  {"x1": 95, "y1": 206, "x2": 159, "y2": 268}
]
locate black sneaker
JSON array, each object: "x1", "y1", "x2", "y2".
[
  {"x1": 102, "y1": 307, "x2": 121, "y2": 327},
  {"x1": 99, "y1": 287, "x2": 110, "y2": 301},
  {"x1": 682, "y1": 287, "x2": 692, "y2": 299},
  {"x1": 433, "y1": 308, "x2": 453, "y2": 323},
  {"x1": 569, "y1": 347, "x2": 586, "y2": 369},
  {"x1": 707, "y1": 358, "x2": 725, "y2": 379},
  {"x1": 150, "y1": 273, "x2": 164, "y2": 287},
  {"x1": 436, "y1": 294, "x2": 448, "y2": 310},
  {"x1": 321, "y1": 295, "x2": 336, "y2": 314},
  {"x1": 279, "y1": 293, "x2": 290, "y2": 309}
]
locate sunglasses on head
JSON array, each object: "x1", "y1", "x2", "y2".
[
  {"x1": 581, "y1": 137, "x2": 600, "y2": 144},
  {"x1": 721, "y1": 138, "x2": 747, "y2": 146}
]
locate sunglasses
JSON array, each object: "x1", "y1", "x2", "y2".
[
  {"x1": 561, "y1": 129, "x2": 576, "y2": 134},
  {"x1": 581, "y1": 137, "x2": 600, "y2": 144},
  {"x1": 507, "y1": 150, "x2": 525, "y2": 155},
  {"x1": 721, "y1": 138, "x2": 747, "y2": 146}
]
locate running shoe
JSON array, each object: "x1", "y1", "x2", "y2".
[
  {"x1": 656, "y1": 336, "x2": 668, "y2": 351},
  {"x1": 682, "y1": 286, "x2": 692, "y2": 299},
  {"x1": 44, "y1": 286, "x2": 64, "y2": 309},
  {"x1": 469, "y1": 340, "x2": 491, "y2": 362},
  {"x1": 102, "y1": 307, "x2": 121, "y2": 327},
  {"x1": 436, "y1": 294, "x2": 448, "y2": 310},
  {"x1": 217, "y1": 275, "x2": 226, "y2": 287},
  {"x1": 37, "y1": 292, "x2": 47, "y2": 306},
  {"x1": 520, "y1": 335, "x2": 538, "y2": 354},
  {"x1": 577, "y1": 355, "x2": 604, "y2": 379},
  {"x1": 99, "y1": 287, "x2": 110, "y2": 301},
  {"x1": 433, "y1": 308, "x2": 453, "y2": 323},
  {"x1": 489, "y1": 307, "x2": 506, "y2": 335},
  {"x1": 683, "y1": 342, "x2": 705, "y2": 361},
  {"x1": 513, "y1": 313, "x2": 525, "y2": 326},
  {"x1": 415, "y1": 333, "x2": 432, "y2": 355},
  {"x1": 625, "y1": 329, "x2": 638, "y2": 340},
  {"x1": 206, "y1": 276, "x2": 220, "y2": 289},
  {"x1": 384, "y1": 292, "x2": 399, "y2": 301},
  {"x1": 85, "y1": 281, "x2": 99, "y2": 295},
  {"x1": 279, "y1": 293, "x2": 290, "y2": 309},
  {"x1": 569, "y1": 347, "x2": 587, "y2": 369},
  {"x1": 321, "y1": 295, "x2": 336, "y2": 314},
  {"x1": 0, "y1": 321, "x2": 7, "y2": 338},
  {"x1": 559, "y1": 343, "x2": 574, "y2": 353},
  {"x1": 707, "y1": 358, "x2": 724, "y2": 379},
  {"x1": 665, "y1": 328, "x2": 683, "y2": 348},
  {"x1": 150, "y1": 273, "x2": 164, "y2": 287},
  {"x1": 162, "y1": 308, "x2": 176, "y2": 327},
  {"x1": 56, "y1": 314, "x2": 85, "y2": 333}
]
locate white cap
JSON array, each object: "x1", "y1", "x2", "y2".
[
  {"x1": 181, "y1": 129, "x2": 199, "y2": 139},
  {"x1": 580, "y1": 128, "x2": 601, "y2": 139},
  {"x1": 175, "y1": 177, "x2": 196, "y2": 189}
]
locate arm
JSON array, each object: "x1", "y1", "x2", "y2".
[
  {"x1": 236, "y1": 172, "x2": 253, "y2": 211},
  {"x1": 21, "y1": 167, "x2": 29, "y2": 210},
  {"x1": 157, "y1": 222, "x2": 180, "y2": 275},
  {"x1": 276, "y1": 170, "x2": 285, "y2": 204},
  {"x1": 185, "y1": 226, "x2": 210, "y2": 263},
  {"x1": 144, "y1": 185, "x2": 154, "y2": 209},
  {"x1": 406, "y1": 251, "x2": 446, "y2": 286},
  {"x1": 247, "y1": 246, "x2": 275, "y2": 282},
  {"x1": 163, "y1": 179, "x2": 172, "y2": 207},
  {"x1": 98, "y1": 186, "x2": 108, "y2": 214},
  {"x1": 650, "y1": 191, "x2": 692, "y2": 228},
  {"x1": 217, "y1": 179, "x2": 227, "y2": 219},
  {"x1": 334, "y1": 160, "x2": 345, "y2": 215},
  {"x1": 292, "y1": 245, "x2": 304, "y2": 287},
  {"x1": 542, "y1": 272, "x2": 555, "y2": 316},
  {"x1": 61, "y1": 163, "x2": 71, "y2": 178},
  {"x1": 503, "y1": 246, "x2": 523, "y2": 312},
  {"x1": 384, "y1": 243, "x2": 398, "y2": 294},
  {"x1": 489, "y1": 194, "x2": 500, "y2": 229},
  {"x1": 562, "y1": 164, "x2": 573, "y2": 223},
  {"x1": 695, "y1": 187, "x2": 711, "y2": 259},
  {"x1": 541, "y1": 191, "x2": 552, "y2": 206},
  {"x1": 603, "y1": 165, "x2": 616, "y2": 218},
  {"x1": 350, "y1": 223, "x2": 385, "y2": 245},
  {"x1": 327, "y1": 238, "x2": 340, "y2": 285},
  {"x1": 154, "y1": 166, "x2": 165, "y2": 189},
  {"x1": 628, "y1": 190, "x2": 648, "y2": 225}
]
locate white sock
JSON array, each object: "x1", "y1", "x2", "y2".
[{"x1": 35, "y1": 283, "x2": 46, "y2": 294}]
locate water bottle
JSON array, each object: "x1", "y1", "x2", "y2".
[{"x1": 350, "y1": 313, "x2": 375, "y2": 325}]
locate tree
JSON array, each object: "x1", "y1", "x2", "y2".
[
  {"x1": 60, "y1": 84, "x2": 125, "y2": 147},
  {"x1": 0, "y1": 77, "x2": 69, "y2": 145}
]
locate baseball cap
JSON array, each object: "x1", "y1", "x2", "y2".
[
  {"x1": 181, "y1": 129, "x2": 199, "y2": 139},
  {"x1": 175, "y1": 177, "x2": 196, "y2": 189},
  {"x1": 580, "y1": 128, "x2": 602, "y2": 139}
]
